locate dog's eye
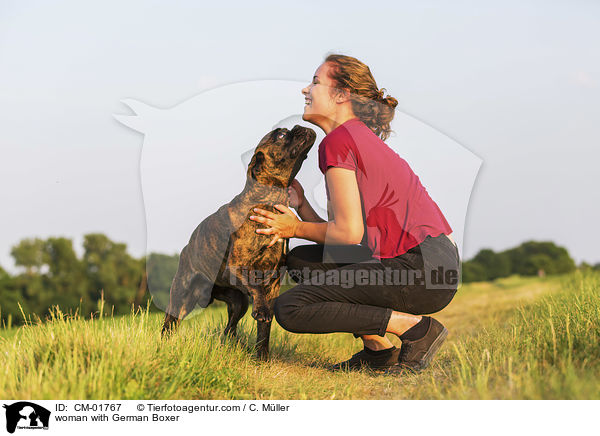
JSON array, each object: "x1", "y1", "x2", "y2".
[{"x1": 277, "y1": 132, "x2": 286, "y2": 140}]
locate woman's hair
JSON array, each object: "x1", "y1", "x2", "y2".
[{"x1": 324, "y1": 53, "x2": 398, "y2": 141}]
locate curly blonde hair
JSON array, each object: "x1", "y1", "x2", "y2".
[{"x1": 324, "y1": 53, "x2": 398, "y2": 141}]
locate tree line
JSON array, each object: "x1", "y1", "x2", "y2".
[
  {"x1": 0, "y1": 234, "x2": 591, "y2": 327},
  {"x1": 0, "y1": 234, "x2": 179, "y2": 327},
  {"x1": 461, "y1": 240, "x2": 583, "y2": 282}
]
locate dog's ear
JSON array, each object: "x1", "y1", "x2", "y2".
[{"x1": 249, "y1": 151, "x2": 265, "y2": 180}]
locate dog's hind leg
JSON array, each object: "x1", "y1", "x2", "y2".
[
  {"x1": 161, "y1": 271, "x2": 214, "y2": 338},
  {"x1": 162, "y1": 313, "x2": 180, "y2": 337},
  {"x1": 212, "y1": 286, "x2": 249, "y2": 337}
]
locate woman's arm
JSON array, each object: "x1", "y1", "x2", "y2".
[
  {"x1": 297, "y1": 198, "x2": 326, "y2": 223},
  {"x1": 288, "y1": 179, "x2": 326, "y2": 223},
  {"x1": 295, "y1": 167, "x2": 364, "y2": 244},
  {"x1": 249, "y1": 167, "x2": 364, "y2": 246}
]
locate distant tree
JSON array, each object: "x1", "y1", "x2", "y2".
[
  {"x1": 525, "y1": 254, "x2": 554, "y2": 277},
  {"x1": 3, "y1": 234, "x2": 149, "y2": 325},
  {"x1": 10, "y1": 238, "x2": 45, "y2": 275},
  {"x1": 145, "y1": 253, "x2": 179, "y2": 310},
  {"x1": 7, "y1": 237, "x2": 88, "y2": 319},
  {"x1": 6, "y1": 273, "x2": 41, "y2": 322},
  {"x1": 0, "y1": 265, "x2": 23, "y2": 326},
  {"x1": 42, "y1": 237, "x2": 88, "y2": 314},
  {"x1": 472, "y1": 249, "x2": 511, "y2": 280},
  {"x1": 0, "y1": 265, "x2": 8, "y2": 281},
  {"x1": 82, "y1": 233, "x2": 145, "y2": 315},
  {"x1": 0, "y1": 279, "x2": 28, "y2": 327},
  {"x1": 461, "y1": 261, "x2": 488, "y2": 283},
  {"x1": 505, "y1": 241, "x2": 575, "y2": 276}
]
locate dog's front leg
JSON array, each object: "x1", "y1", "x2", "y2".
[
  {"x1": 256, "y1": 319, "x2": 272, "y2": 360},
  {"x1": 253, "y1": 295, "x2": 274, "y2": 360},
  {"x1": 250, "y1": 292, "x2": 274, "y2": 322},
  {"x1": 247, "y1": 289, "x2": 275, "y2": 360}
]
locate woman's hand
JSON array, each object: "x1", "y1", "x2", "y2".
[
  {"x1": 288, "y1": 179, "x2": 305, "y2": 210},
  {"x1": 249, "y1": 205, "x2": 300, "y2": 247}
]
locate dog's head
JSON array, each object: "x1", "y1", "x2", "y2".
[{"x1": 247, "y1": 125, "x2": 316, "y2": 187}]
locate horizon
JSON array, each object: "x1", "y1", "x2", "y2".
[{"x1": 2, "y1": 231, "x2": 591, "y2": 274}]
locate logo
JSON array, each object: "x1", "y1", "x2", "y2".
[
  {"x1": 113, "y1": 80, "x2": 481, "y2": 309},
  {"x1": 2, "y1": 402, "x2": 50, "y2": 434}
]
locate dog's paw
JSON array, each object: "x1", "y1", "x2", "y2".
[{"x1": 251, "y1": 306, "x2": 273, "y2": 322}]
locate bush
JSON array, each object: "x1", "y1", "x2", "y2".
[{"x1": 462, "y1": 241, "x2": 576, "y2": 282}]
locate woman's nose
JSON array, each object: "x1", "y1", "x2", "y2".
[{"x1": 301, "y1": 85, "x2": 309, "y2": 95}]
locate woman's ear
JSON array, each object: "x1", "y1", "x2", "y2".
[{"x1": 335, "y1": 88, "x2": 351, "y2": 104}]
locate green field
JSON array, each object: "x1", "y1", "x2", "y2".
[{"x1": 1, "y1": 271, "x2": 599, "y2": 399}]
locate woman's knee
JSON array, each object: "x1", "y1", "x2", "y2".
[
  {"x1": 432, "y1": 289, "x2": 457, "y2": 313},
  {"x1": 273, "y1": 291, "x2": 304, "y2": 333},
  {"x1": 407, "y1": 288, "x2": 457, "y2": 315}
]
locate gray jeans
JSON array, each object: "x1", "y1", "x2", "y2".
[{"x1": 274, "y1": 234, "x2": 460, "y2": 337}]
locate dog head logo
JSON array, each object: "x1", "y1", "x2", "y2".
[
  {"x1": 114, "y1": 80, "x2": 481, "y2": 308},
  {"x1": 3, "y1": 402, "x2": 50, "y2": 433}
]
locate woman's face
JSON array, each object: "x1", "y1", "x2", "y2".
[{"x1": 301, "y1": 62, "x2": 338, "y2": 128}]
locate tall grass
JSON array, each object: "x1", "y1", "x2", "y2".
[
  {"x1": 441, "y1": 271, "x2": 600, "y2": 399},
  {"x1": 0, "y1": 272, "x2": 598, "y2": 399}
]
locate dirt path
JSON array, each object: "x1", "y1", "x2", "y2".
[{"x1": 436, "y1": 276, "x2": 562, "y2": 339}]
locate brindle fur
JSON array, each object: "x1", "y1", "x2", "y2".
[{"x1": 161, "y1": 125, "x2": 316, "y2": 359}]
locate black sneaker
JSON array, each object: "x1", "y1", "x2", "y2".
[
  {"x1": 329, "y1": 346, "x2": 401, "y2": 372},
  {"x1": 397, "y1": 317, "x2": 448, "y2": 372}
]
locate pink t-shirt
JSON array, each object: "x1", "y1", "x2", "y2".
[{"x1": 318, "y1": 117, "x2": 452, "y2": 259}]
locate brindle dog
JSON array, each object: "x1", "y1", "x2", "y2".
[{"x1": 161, "y1": 125, "x2": 316, "y2": 359}]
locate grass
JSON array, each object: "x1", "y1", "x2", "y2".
[{"x1": 0, "y1": 271, "x2": 598, "y2": 399}]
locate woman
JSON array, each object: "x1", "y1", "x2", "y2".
[{"x1": 249, "y1": 54, "x2": 460, "y2": 372}]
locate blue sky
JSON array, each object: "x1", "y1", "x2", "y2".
[{"x1": 1, "y1": 0, "x2": 598, "y2": 272}]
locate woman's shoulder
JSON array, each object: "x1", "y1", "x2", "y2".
[
  {"x1": 319, "y1": 126, "x2": 355, "y2": 155},
  {"x1": 321, "y1": 118, "x2": 375, "y2": 150}
]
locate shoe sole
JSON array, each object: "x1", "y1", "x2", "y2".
[
  {"x1": 329, "y1": 349, "x2": 402, "y2": 372},
  {"x1": 330, "y1": 360, "x2": 401, "y2": 373},
  {"x1": 418, "y1": 326, "x2": 448, "y2": 370},
  {"x1": 387, "y1": 326, "x2": 449, "y2": 374},
  {"x1": 410, "y1": 327, "x2": 448, "y2": 372}
]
